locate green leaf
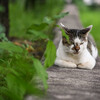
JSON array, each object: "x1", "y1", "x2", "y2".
[
  {"x1": 44, "y1": 41, "x2": 56, "y2": 68},
  {"x1": 28, "y1": 23, "x2": 48, "y2": 31},
  {"x1": 61, "y1": 28, "x2": 69, "y2": 42},
  {"x1": 0, "y1": 96, "x2": 4, "y2": 100},
  {"x1": 57, "y1": 25, "x2": 69, "y2": 43},
  {"x1": 43, "y1": 17, "x2": 53, "y2": 24},
  {"x1": 27, "y1": 30, "x2": 48, "y2": 40},
  {"x1": 33, "y1": 58, "x2": 48, "y2": 90},
  {"x1": 0, "y1": 24, "x2": 5, "y2": 33},
  {"x1": 0, "y1": 42, "x2": 23, "y2": 53},
  {"x1": 0, "y1": 33, "x2": 8, "y2": 42},
  {"x1": 5, "y1": 74, "x2": 25, "y2": 100},
  {"x1": 53, "y1": 12, "x2": 69, "y2": 19}
]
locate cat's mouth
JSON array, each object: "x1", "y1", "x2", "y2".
[{"x1": 74, "y1": 51, "x2": 80, "y2": 54}]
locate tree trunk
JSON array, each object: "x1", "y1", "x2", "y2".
[{"x1": 0, "y1": 0, "x2": 9, "y2": 37}]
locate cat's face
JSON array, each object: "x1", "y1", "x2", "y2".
[{"x1": 61, "y1": 24, "x2": 92, "y2": 54}]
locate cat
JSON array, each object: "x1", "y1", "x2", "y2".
[{"x1": 55, "y1": 23, "x2": 98, "y2": 69}]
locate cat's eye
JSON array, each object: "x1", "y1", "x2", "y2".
[{"x1": 80, "y1": 42, "x2": 84, "y2": 45}]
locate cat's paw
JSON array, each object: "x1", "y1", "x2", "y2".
[
  {"x1": 55, "y1": 59, "x2": 77, "y2": 68},
  {"x1": 77, "y1": 62, "x2": 95, "y2": 69},
  {"x1": 65, "y1": 62, "x2": 77, "y2": 68}
]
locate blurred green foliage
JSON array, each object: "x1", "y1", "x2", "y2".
[
  {"x1": 0, "y1": 24, "x2": 5, "y2": 34},
  {"x1": 0, "y1": 7, "x2": 69, "y2": 100},
  {"x1": 0, "y1": 33, "x2": 56, "y2": 100},
  {"x1": 57, "y1": 25, "x2": 69, "y2": 43},
  {"x1": 9, "y1": 0, "x2": 64, "y2": 40},
  {"x1": 0, "y1": 5, "x2": 6, "y2": 35},
  {"x1": 0, "y1": 0, "x2": 69, "y2": 99},
  {"x1": 0, "y1": 5, "x2": 5, "y2": 12},
  {"x1": 44, "y1": 40, "x2": 56, "y2": 68},
  {"x1": 27, "y1": 12, "x2": 68, "y2": 41}
]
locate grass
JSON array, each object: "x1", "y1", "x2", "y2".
[
  {"x1": 78, "y1": 4, "x2": 100, "y2": 55},
  {"x1": 9, "y1": 0, "x2": 64, "y2": 40}
]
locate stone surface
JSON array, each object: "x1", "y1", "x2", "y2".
[{"x1": 45, "y1": 57, "x2": 100, "y2": 100}]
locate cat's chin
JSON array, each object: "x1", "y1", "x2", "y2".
[{"x1": 73, "y1": 51, "x2": 80, "y2": 55}]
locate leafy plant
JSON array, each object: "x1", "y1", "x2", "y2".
[
  {"x1": 53, "y1": 12, "x2": 69, "y2": 19},
  {"x1": 0, "y1": 4, "x2": 69, "y2": 99},
  {"x1": 0, "y1": 33, "x2": 8, "y2": 42},
  {"x1": 28, "y1": 23, "x2": 48, "y2": 31},
  {"x1": 27, "y1": 28, "x2": 48, "y2": 41},
  {"x1": 27, "y1": 12, "x2": 69, "y2": 41},
  {"x1": 0, "y1": 41, "x2": 48, "y2": 100},
  {"x1": 0, "y1": 37, "x2": 56, "y2": 100},
  {"x1": 33, "y1": 58, "x2": 48, "y2": 89},
  {"x1": 0, "y1": 25, "x2": 5, "y2": 34},
  {"x1": 9, "y1": 0, "x2": 65, "y2": 39},
  {"x1": 44, "y1": 41, "x2": 56, "y2": 69},
  {"x1": 57, "y1": 25, "x2": 69, "y2": 43}
]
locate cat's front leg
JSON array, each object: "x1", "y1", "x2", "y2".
[
  {"x1": 55, "y1": 58, "x2": 77, "y2": 68},
  {"x1": 77, "y1": 60, "x2": 96, "y2": 69}
]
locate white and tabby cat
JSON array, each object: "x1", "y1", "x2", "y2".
[{"x1": 55, "y1": 23, "x2": 98, "y2": 69}]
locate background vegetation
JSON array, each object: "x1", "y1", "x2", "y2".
[
  {"x1": 0, "y1": 0, "x2": 65, "y2": 100},
  {"x1": 9, "y1": 0, "x2": 64, "y2": 40}
]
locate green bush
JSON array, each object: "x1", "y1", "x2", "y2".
[{"x1": 0, "y1": 34, "x2": 56, "y2": 100}]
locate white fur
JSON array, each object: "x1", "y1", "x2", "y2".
[
  {"x1": 91, "y1": 44, "x2": 98, "y2": 59},
  {"x1": 55, "y1": 38, "x2": 98, "y2": 69},
  {"x1": 74, "y1": 37, "x2": 81, "y2": 44}
]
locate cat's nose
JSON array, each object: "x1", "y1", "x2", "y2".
[{"x1": 74, "y1": 46, "x2": 80, "y2": 52}]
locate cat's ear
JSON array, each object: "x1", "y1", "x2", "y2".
[
  {"x1": 60, "y1": 23, "x2": 70, "y2": 35},
  {"x1": 81, "y1": 25, "x2": 93, "y2": 36}
]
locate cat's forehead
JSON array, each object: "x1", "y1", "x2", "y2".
[
  {"x1": 69, "y1": 29, "x2": 81, "y2": 35},
  {"x1": 69, "y1": 29, "x2": 80, "y2": 32},
  {"x1": 74, "y1": 37, "x2": 81, "y2": 44},
  {"x1": 68, "y1": 29, "x2": 83, "y2": 39}
]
